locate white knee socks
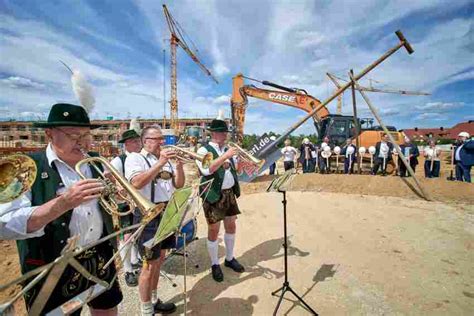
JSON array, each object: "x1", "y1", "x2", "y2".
[
  {"x1": 119, "y1": 241, "x2": 132, "y2": 273},
  {"x1": 131, "y1": 243, "x2": 140, "y2": 265},
  {"x1": 224, "y1": 233, "x2": 235, "y2": 261},
  {"x1": 140, "y1": 301, "x2": 153, "y2": 316},
  {"x1": 207, "y1": 239, "x2": 219, "y2": 266}
]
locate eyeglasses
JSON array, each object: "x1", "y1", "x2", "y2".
[
  {"x1": 145, "y1": 137, "x2": 164, "y2": 142},
  {"x1": 56, "y1": 128, "x2": 92, "y2": 142}
]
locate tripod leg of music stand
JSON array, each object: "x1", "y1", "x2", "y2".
[
  {"x1": 272, "y1": 286, "x2": 287, "y2": 316},
  {"x1": 287, "y1": 287, "x2": 318, "y2": 315},
  {"x1": 271, "y1": 285, "x2": 284, "y2": 296}
]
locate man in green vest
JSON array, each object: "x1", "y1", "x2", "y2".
[
  {"x1": 0, "y1": 103, "x2": 123, "y2": 315},
  {"x1": 196, "y1": 115, "x2": 245, "y2": 282}
]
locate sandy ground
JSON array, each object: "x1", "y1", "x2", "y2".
[
  {"x1": 110, "y1": 191, "x2": 473, "y2": 315},
  {"x1": 1, "y1": 167, "x2": 473, "y2": 315}
]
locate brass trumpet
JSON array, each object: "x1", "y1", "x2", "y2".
[
  {"x1": 228, "y1": 141, "x2": 265, "y2": 168},
  {"x1": 162, "y1": 145, "x2": 213, "y2": 168},
  {"x1": 0, "y1": 154, "x2": 37, "y2": 203},
  {"x1": 75, "y1": 153, "x2": 163, "y2": 223}
]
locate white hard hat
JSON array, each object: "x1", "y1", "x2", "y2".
[
  {"x1": 303, "y1": 138, "x2": 310, "y2": 144},
  {"x1": 359, "y1": 146, "x2": 366, "y2": 154},
  {"x1": 368, "y1": 146, "x2": 376, "y2": 154},
  {"x1": 392, "y1": 148, "x2": 398, "y2": 154},
  {"x1": 334, "y1": 146, "x2": 341, "y2": 154},
  {"x1": 347, "y1": 146, "x2": 355, "y2": 155},
  {"x1": 458, "y1": 132, "x2": 470, "y2": 138},
  {"x1": 323, "y1": 145, "x2": 331, "y2": 152}
]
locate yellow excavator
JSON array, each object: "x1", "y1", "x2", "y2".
[{"x1": 230, "y1": 73, "x2": 404, "y2": 148}]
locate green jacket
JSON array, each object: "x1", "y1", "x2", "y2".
[
  {"x1": 16, "y1": 151, "x2": 115, "y2": 275},
  {"x1": 200, "y1": 145, "x2": 240, "y2": 203}
]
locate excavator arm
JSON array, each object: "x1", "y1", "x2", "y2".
[{"x1": 231, "y1": 73, "x2": 330, "y2": 143}]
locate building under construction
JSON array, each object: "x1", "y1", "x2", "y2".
[{"x1": 0, "y1": 117, "x2": 226, "y2": 157}]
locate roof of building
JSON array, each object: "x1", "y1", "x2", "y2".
[{"x1": 402, "y1": 120, "x2": 474, "y2": 140}]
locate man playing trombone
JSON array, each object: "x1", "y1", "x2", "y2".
[
  {"x1": 196, "y1": 114, "x2": 245, "y2": 283},
  {"x1": 0, "y1": 103, "x2": 123, "y2": 315},
  {"x1": 125, "y1": 125, "x2": 184, "y2": 315}
]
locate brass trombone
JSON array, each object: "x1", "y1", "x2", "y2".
[
  {"x1": 228, "y1": 141, "x2": 265, "y2": 168},
  {"x1": 162, "y1": 145, "x2": 213, "y2": 168},
  {"x1": 0, "y1": 154, "x2": 37, "y2": 203}
]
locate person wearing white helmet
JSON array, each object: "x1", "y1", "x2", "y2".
[
  {"x1": 281, "y1": 138, "x2": 298, "y2": 171},
  {"x1": 454, "y1": 131, "x2": 474, "y2": 182},
  {"x1": 399, "y1": 136, "x2": 419, "y2": 177},
  {"x1": 269, "y1": 135, "x2": 277, "y2": 175},
  {"x1": 299, "y1": 137, "x2": 316, "y2": 173},
  {"x1": 341, "y1": 138, "x2": 357, "y2": 174},
  {"x1": 318, "y1": 136, "x2": 332, "y2": 173}
]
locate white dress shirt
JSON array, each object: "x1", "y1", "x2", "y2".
[
  {"x1": 379, "y1": 142, "x2": 389, "y2": 158},
  {"x1": 281, "y1": 146, "x2": 298, "y2": 162},
  {"x1": 196, "y1": 142, "x2": 235, "y2": 190},
  {"x1": 0, "y1": 144, "x2": 103, "y2": 245},
  {"x1": 125, "y1": 149, "x2": 175, "y2": 203},
  {"x1": 109, "y1": 151, "x2": 131, "y2": 177},
  {"x1": 455, "y1": 144, "x2": 464, "y2": 161}
]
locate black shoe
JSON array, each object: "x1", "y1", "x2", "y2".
[
  {"x1": 211, "y1": 264, "x2": 224, "y2": 282},
  {"x1": 154, "y1": 299, "x2": 176, "y2": 314},
  {"x1": 224, "y1": 258, "x2": 245, "y2": 273},
  {"x1": 131, "y1": 259, "x2": 142, "y2": 270},
  {"x1": 124, "y1": 272, "x2": 138, "y2": 287}
]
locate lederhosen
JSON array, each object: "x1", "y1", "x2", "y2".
[
  {"x1": 117, "y1": 154, "x2": 134, "y2": 229},
  {"x1": 17, "y1": 152, "x2": 122, "y2": 315},
  {"x1": 200, "y1": 145, "x2": 241, "y2": 224},
  {"x1": 132, "y1": 154, "x2": 174, "y2": 260}
]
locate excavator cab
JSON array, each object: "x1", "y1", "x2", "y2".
[{"x1": 319, "y1": 115, "x2": 360, "y2": 146}]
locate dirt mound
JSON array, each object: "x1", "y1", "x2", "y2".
[{"x1": 242, "y1": 173, "x2": 474, "y2": 204}]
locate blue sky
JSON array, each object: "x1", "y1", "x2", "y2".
[{"x1": 0, "y1": 0, "x2": 472, "y2": 134}]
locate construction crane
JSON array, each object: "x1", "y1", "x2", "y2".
[
  {"x1": 162, "y1": 4, "x2": 218, "y2": 130},
  {"x1": 326, "y1": 73, "x2": 430, "y2": 114}
]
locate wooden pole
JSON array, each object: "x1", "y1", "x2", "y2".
[
  {"x1": 348, "y1": 72, "x2": 431, "y2": 201},
  {"x1": 350, "y1": 69, "x2": 360, "y2": 172}
]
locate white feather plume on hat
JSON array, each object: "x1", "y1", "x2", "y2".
[
  {"x1": 216, "y1": 109, "x2": 225, "y2": 120},
  {"x1": 129, "y1": 118, "x2": 141, "y2": 134},
  {"x1": 61, "y1": 61, "x2": 95, "y2": 113}
]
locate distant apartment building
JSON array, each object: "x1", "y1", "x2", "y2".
[{"x1": 0, "y1": 117, "x2": 228, "y2": 156}]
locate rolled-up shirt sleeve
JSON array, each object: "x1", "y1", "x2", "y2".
[
  {"x1": 125, "y1": 153, "x2": 145, "y2": 181},
  {"x1": 195, "y1": 146, "x2": 211, "y2": 176},
  {"x1": 0, "y1": 192, "x2": 45, "y2": 240}
]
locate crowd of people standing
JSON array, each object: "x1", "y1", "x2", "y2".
[{"x1": 268, "y1": 132, "x2": 473, "y2": 183}]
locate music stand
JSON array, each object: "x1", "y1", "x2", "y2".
[{"x1": 267, "y1": 170, "x2": 318, "y2": 315}]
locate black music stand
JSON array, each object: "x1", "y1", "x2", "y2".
[{"x1": 267, "y1": 170, "x2": 318, "y2": 315}]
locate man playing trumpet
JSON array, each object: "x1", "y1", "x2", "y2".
[
  {"x1": 0, "y1": 103, "x2": 123, "y2": 315},
  {"x1": 196, "y1": 114, "x2": 245, "y2": 282},
  {"x1": 125, "y1": 125, "x2": 184, "y2": 315}
]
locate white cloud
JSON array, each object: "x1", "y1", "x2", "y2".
[
  {"x1": 415, "y1": 102, "x2": 464, "y2": 112},
  {"x1": 415, "y1": 112, "x2": 446, "y2": 121},
  {"x1": 0, "y1": 76, "x2": 46, "y2": 89}
]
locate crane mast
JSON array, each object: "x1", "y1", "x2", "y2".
[{"x1": 162, "y1": 4, "x2": 218, "y2": 131}]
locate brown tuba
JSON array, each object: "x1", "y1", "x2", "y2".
[{"x1": 0, "y1": 154, "x2": 37, "y2": 203}]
